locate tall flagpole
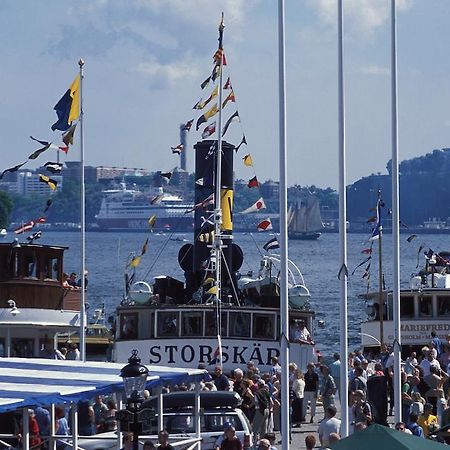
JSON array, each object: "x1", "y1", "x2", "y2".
[
  {"x1": 214, "y1": 14, "x2": 225, "y2": 370},
  {"x1": 391, "y1": 0, "x2": 402, "y2": 423},
  {"x1": 337, "y1": 0, "x2": 349, "y2": 436},
  {"x1": 79, "y1": 58, "x2": 87, "y2": 362},
  {"x1": 277, "y1": 2, "x2": 290, "y2": 450}
]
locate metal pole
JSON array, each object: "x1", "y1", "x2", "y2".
[
  {"x1": 337, "y1": 0, "x2": 349, "y2": 436},
  {"x1": 378, "y1": 226, "x2": 384, "y2": 349},
  {"x1": 78, "y1": 58, "x2": 87, "y2": 361},
  {"x1": 133, "y1": 402, "x2": 139, "y2": 450},
  {"x1": 277, "y1": 2, "x2": 289, "y2": 450},
  {"x1": 391, "y1": 0, "x2": 402, "y2": 423}
]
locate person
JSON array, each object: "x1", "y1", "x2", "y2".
[
  {"x1": 303, "y1": 362, "x2": 319, "y2": 423},
  {"x1": 66, "y1": 342, "x2": 81, "y2": 360},
  {"x1": 34, "y1": 405, "x2": 50, "y2": 440},
  {"x1": 240, "y1": 379, "x2": 255, "y2": 422},
  {"x1": 77, "y1": 399, "x2": 96, "y2": 435},
  {"x1": 329, "y1": 432, "x2": 340, "y2": 444},
  {"x1": 424, "y1": 364, "x2": 447, "y2": 414},
  {"x1": 252, "y1": 380, "x2": 272, "y2": 441},
  {"x1": 219, "y1": 425, "x2": 242, "y2": 450},
  {"x1": 98, "y1": 398, "x2": 117, "y2": 432},
  {"x1": 77, "y1": 269, "x2": 89, "y2": 288},
  {"x1": 351, "y1": 390, "x2": 372, "y2": 429},
  {"x1": 55, "y1": 404, "x2": 70, "y2": 450},
  {"x1": 262, "y1": 433, "x2": 277, "y2": 450},
  {"x1": 158, "y1": 430, "x2": 175, "y2": 450},
  {"x1": 256, "y1": 439, "x2": 270, "y2": 450},
  {"x1": 142, "y1": 440, "x2": 155, "y2": 450},
  {"x1": 68, "y1": 272, "x2": 79, "y2": 287},
  {"x1": 431, "y1": 331, "x2": 443, "y2": 359},
  {"x1": 418, "y1": 402, "x2": 439, "y2": 437},
  {"x1": 408, "y1": 412, "x2": 425, "y2": 437},
  {"x1": 291, "y1": 369, "x2": 305, "y2": 426},
  {"x1": 304, "y1": 434, "x2": 316, "y2": 450},
  {"x1": 214, "y1": 366, "x2": 230, "y2": 391},
  {"x1": 367, "y1": 362, "x2": 388, "y2": 425},
  {"x1": 320, "y1": 365, "x2": 336, "y2": 417},
  {"x1": 62, "y1": 272, "x2": 71, "y2": 288},
  {"x1": 328, "y1": 353, "x2": 341, "y2": 400},
  {"x1": 349, "y1": 367, "x2": 367, "y2": 401},
  {"x1": 318, "y1": 405, "x2": 341, "y2": 448},
  {"x1": 410, "y1": 391, "x2": 425, "y2": 416},
  {"x1": 121, "y1": 433, "x2": 134, "y2": 450},
  {"x1": 233, "y1": 368, "x2": 245, "y2": 397},
  {"x1": 293, "y1": 320, "x2": 314, "y2": 345},
  {"x1": 93, "y1": 395, "x2": 108, "y2": 430},
  {"x1": 395, "y1": 421, "x2": 412, "y2": 435},
  {"x1": 18, "y1": 409, "x2": 42, "y2": 449},
  {"x1": 214, "y1": 422, "x2": 233, "y2": 450}
]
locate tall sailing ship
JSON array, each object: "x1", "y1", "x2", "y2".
[
  {"x1": 287, "y1": 195, "x2": 324, "y2": 240},
  {"x1": 114, "y1": 17, "x2": 316, "y2": 372}
]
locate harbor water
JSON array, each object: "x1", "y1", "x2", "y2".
[{"x1": 30, "y1": 230, "x2": 447, "y2": 356}]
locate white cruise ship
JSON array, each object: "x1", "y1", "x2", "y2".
[{"x1": 95, "y1": 184, "x2": 194, "y2": 231}]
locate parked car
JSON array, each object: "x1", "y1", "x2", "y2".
[{"x1": 77, "y1": 391, "x2": 253, "y2": 450}]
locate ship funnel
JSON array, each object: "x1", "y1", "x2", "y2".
[{"x1": 178, "y1": 139, "x2": 243, "y2": 301}]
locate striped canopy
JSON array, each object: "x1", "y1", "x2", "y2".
[{"x1": 0, "y1": 357, "x2": 205, "y2": 413}]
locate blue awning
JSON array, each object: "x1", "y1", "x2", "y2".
[{"x1": 0, "y1": 357, "x2": 205, "y2": 413}]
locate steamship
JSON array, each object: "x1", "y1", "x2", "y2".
[
  {"x1": 95, "y1": 184, "x2": 194, "y2": 232},
  {"x1": 113, "y1": 19, "x2": 316, "y2": 373},
  {"x1": 114, "y1": 141, "x2": 315, "y2": 372},
  {"x1": 360, "y1": 250, "x2": 450, "y2": 354}
]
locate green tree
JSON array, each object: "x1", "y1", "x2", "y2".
[{"x1": 0, "y1": 191, "x2": 13, "y2": 228}]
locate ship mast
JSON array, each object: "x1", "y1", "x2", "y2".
[{"x1": 213, "y1": 13, "x2": 225, "y2": 369}]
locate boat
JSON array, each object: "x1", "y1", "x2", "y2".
[
  {"x1": 113, "y1": 19, "x2": 316, "y2": 373},
  {"x1": 0, "y1": 241, "x2": 82, "y2": 358},
  {"x1": 57, "y1": 304, "x2": 113, "y2": 359},
  {"x1": 95, "y1": 182, "x2": 194, "y2": 231},
  {"x1": 287, "y1": 195, "x2": 324, "y2": 240},
  {"x1": 360, "y1": 250, "x2": 450, "y2": 355}
]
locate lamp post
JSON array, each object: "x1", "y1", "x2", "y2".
[{"x1": 119, "y1": 350, "x2": 149, "y2": 450}]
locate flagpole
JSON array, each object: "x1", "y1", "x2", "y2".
[
  {"x1": 214, "y1": 13, "x2": 225, "y2": 370},
  {"x1": 277, "y1": 2, "x2": 290, "y2": 450},
  {"x1": 78, "y1": 58, "x2": 87, "y2": 362},
  {"x1": 391, "y1": 0, "x2": 402, "y2": 423},
  {"x1": 337, "y1": 0, "x2": 349, "y2": 436}
]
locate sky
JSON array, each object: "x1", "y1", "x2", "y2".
[{"x1": 0, "y1": 0, "x2": 449, "y2": 190}]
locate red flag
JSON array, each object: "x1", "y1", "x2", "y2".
[
  {"x1": 14, "y1": 221, "x2": 35, "y2": 234},
  {"x1": 361, "y1": 248, "x2": 372, "y2": 254},
  {"x1": 35, "y1": 217, "x2": 47, "y2": 224},
  {"x1": 223, "y1": 77, "x2": 232, "y2": 90},
  {"x1": 247, "y1": 176, "x2": 259, "y2": 188},
  {"x1": 241, "y1": 197, "x2": 266, "y2": 214},
  {"x1": 257, "y1": 218, "x2": 273, "y2": 232},
  {"x1": 171, "y1": 144, "x2": 184, "y2": 155},
  {"x1": 182, "y1": 119, "x2": 194, "y2": 131},
  {"x1": 202, "y1": 122, "x2": 216, "y2": 139}
]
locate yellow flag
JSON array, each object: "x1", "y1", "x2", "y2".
[
  {"x1": 206, "y1": 285, "x2": 218, "y2": 295},
  {"x1": 39, "y1": 174, "x2": 58, "y2": 191},
  {"x1": 148, "y1": 215, "x2": 157, "y2": 228},
  {"x1": 243, "y1": 154, "x2": 253, "y2": 166},
  {"x1": 68, "y1": 74, "x2": 80, "y2": 124},
  {"x1": 204, "y1": 103, "x2": 219, "y2": 121},
  {"x1": 129, "y1": 256, "x2": 141, "y2": 268},
  {"x1": 221, "y1": 189, "x2": 233, "y2": 231}
]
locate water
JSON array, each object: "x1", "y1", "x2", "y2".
[{"x1": 30, "y1": 230, "x2": 446, "y2": 356}]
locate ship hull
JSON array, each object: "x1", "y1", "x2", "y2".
[
  {"x1": 289, "y1": 231, "x2": 321, "y2": 240},
  {"x1": 96, "y1": 216, "x2": 194, "y2": 231}
]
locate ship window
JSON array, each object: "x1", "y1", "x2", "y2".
[
  {"x1": 11, "y1": 338, "x2": 34, "y2": 358},
  {"x1": 182, "y1": 312, "x2": 203, "y2": 336},
  {"x1": 229, "y1": 312, "x2": 250, "y2": 338},
  {"x1": 158, "y1": 311, "x2": 179, "y2": 337},
  {"x1": 120, "y1": 313, "x2": 138, "y2": 340},
  {"x1": 23, "y1": 252, "x2": 37, "y2": 278},
  {"x1": 0, "y1": 339, "x2": 4, "y2": 357},
  {"x1": 44, "y1": 256, "x2": 59, "y2": 280},
  {"x1": 438, "y1": 296, "x2": 450, "y2": 316},
  {"x1": 400, "y1": 295, "x2": 414, "y2": 318},
  {"x1": 205, "y1": 311, "x2": 227, "y2": 337},
  {"x1": 419, "y1": 296, "x2": 432, "y2": 317},
  {"x1": 253, "y1": 314, "x2": 275, "y2": 340}
]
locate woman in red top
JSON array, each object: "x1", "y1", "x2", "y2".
[{"x1": 18, "y1": 409, "x2": 42, "y2": 449}]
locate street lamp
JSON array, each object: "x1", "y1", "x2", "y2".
[{"x1": 119, "y1": 350, "x2": 150, "y2": 450}]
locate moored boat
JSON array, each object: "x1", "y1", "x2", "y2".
[
  {"x1": 360, "y1": 250, "x2": 450, "y2": 354},
  {"x1": 0, "y1": 241, "x2": 82, "y2": 357}
]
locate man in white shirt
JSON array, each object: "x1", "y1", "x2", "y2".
[
  {"x1": 420, "y1": 351, "x2": 440, "y2": 377},
  {"x1": 318, "y1": 405, "x2": 341, "y2": 448}
]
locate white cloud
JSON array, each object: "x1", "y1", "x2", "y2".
[
  {"x1": 308, "y1": 0, "x2": 413, "y2": 36},
  {"x1": 134, "y1": 56, "x2": 200, "y2": 87},
  {"x1": 360, "y1": 65, "x2": 390, "y2": 76}
]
